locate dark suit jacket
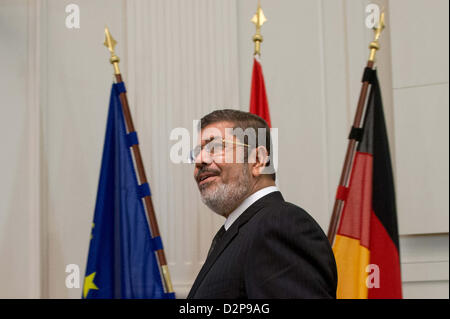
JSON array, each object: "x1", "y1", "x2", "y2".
[{"x1": 187, "y1": 191, "x2": 338, "y2": 299}]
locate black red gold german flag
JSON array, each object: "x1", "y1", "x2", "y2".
[{"x1": 333, "y1": 70, "x2": 402, "y2": 299}]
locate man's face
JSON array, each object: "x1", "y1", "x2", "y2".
[{"x1": 193, "y1": 121, "x2": 253, "y2": 217}]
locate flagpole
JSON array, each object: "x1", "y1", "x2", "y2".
[
  {"x1": 327, "y1": 13, "x2": 385, "y2": 244},
  {"x1": 103, "y1": 27, "x2": 174, "y2": 295}
]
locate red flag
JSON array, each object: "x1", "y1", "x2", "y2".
[
  {"x1": 332, "y1": 70, "x2": 402, "y2": 298},
  {"x1": 250, "y1": 56, "x2": 271, "y2": 127}
]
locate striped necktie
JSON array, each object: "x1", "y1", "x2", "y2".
[{"x1": 207, "y1": 226, "x2": 226, "y2": 257}]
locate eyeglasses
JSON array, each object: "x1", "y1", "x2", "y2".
[{"x1": 190, "y1": 137, "x2": 250, "y2": 163}]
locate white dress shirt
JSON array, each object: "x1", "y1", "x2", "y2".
[{"x1": 224, "y1": 186, "x2": 279, "y2": 231}]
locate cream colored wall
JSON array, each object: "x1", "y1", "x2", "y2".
[
  {"x1": 388, "y1": 0, "x2": 449, "y2": 298},
  {"x1": 0, "y1": 0, "x2": 41, "y2": 298},
  {"x1": 0, "y1": 0, "x2": 447, "y2": 298},
  {"x1": 390, "y1": 0, "x2": 449, "y2": 235}
]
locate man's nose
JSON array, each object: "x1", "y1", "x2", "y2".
[{"x1": 194, "y1": 147, "x2": 213, "y2": 166}]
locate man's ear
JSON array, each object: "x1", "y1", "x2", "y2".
[{"x1": 250, "y1": 146, "x2": 269, "y2": 177}]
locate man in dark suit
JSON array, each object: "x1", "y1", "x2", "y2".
[{"x1": 188, "y1": 109, "x2": 337, "y2": 299}]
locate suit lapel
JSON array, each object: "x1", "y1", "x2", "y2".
[
  {"x1": 188, "y1": 191, "x2": 284, "y2": 298},
  {"x1": 187, "y1": 221, "x2": 239, "y2": 298}
]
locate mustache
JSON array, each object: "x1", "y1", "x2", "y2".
[{"x1": 195, "y1": 167, "x2": 221, "y2": 181}]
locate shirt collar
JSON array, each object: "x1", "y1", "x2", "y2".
[{"x1": 224, "y1": 186, "x2": 279, "y2": 231}]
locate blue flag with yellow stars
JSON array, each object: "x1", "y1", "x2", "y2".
[{"x1": 83, "y1": 83, "x2": 175, "y2": 299}]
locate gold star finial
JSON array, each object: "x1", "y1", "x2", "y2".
[
  {"x1": 83, "y1": 272, "x2": 99, "y2": 298},
  {"x1": 251, "y1": 1, "x2": 267, "y2": 29},
  {"x1": 251, "y1": 1, "x2": 267, "y2": 56},
  {"x1": 103, "y1": 26, "x2": 121, "y2": 75},
  {"x1": 368, "y1": 11, "x2": 386, "y2": 62},
  {"x1": 103, "y1": 27, "x2": 117, "y2": 53}
]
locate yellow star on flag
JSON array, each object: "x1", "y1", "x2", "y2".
[{"x1": 83, "y1": 272, "x2": 99, "y2": 298}]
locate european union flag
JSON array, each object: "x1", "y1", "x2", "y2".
[{"x1": 83, "y1": 83, "x2": 174, "y2": 299}]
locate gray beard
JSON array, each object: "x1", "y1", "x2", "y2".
[{"x1": 199, "y1": 165, "x2": 251, "y2": 217}]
